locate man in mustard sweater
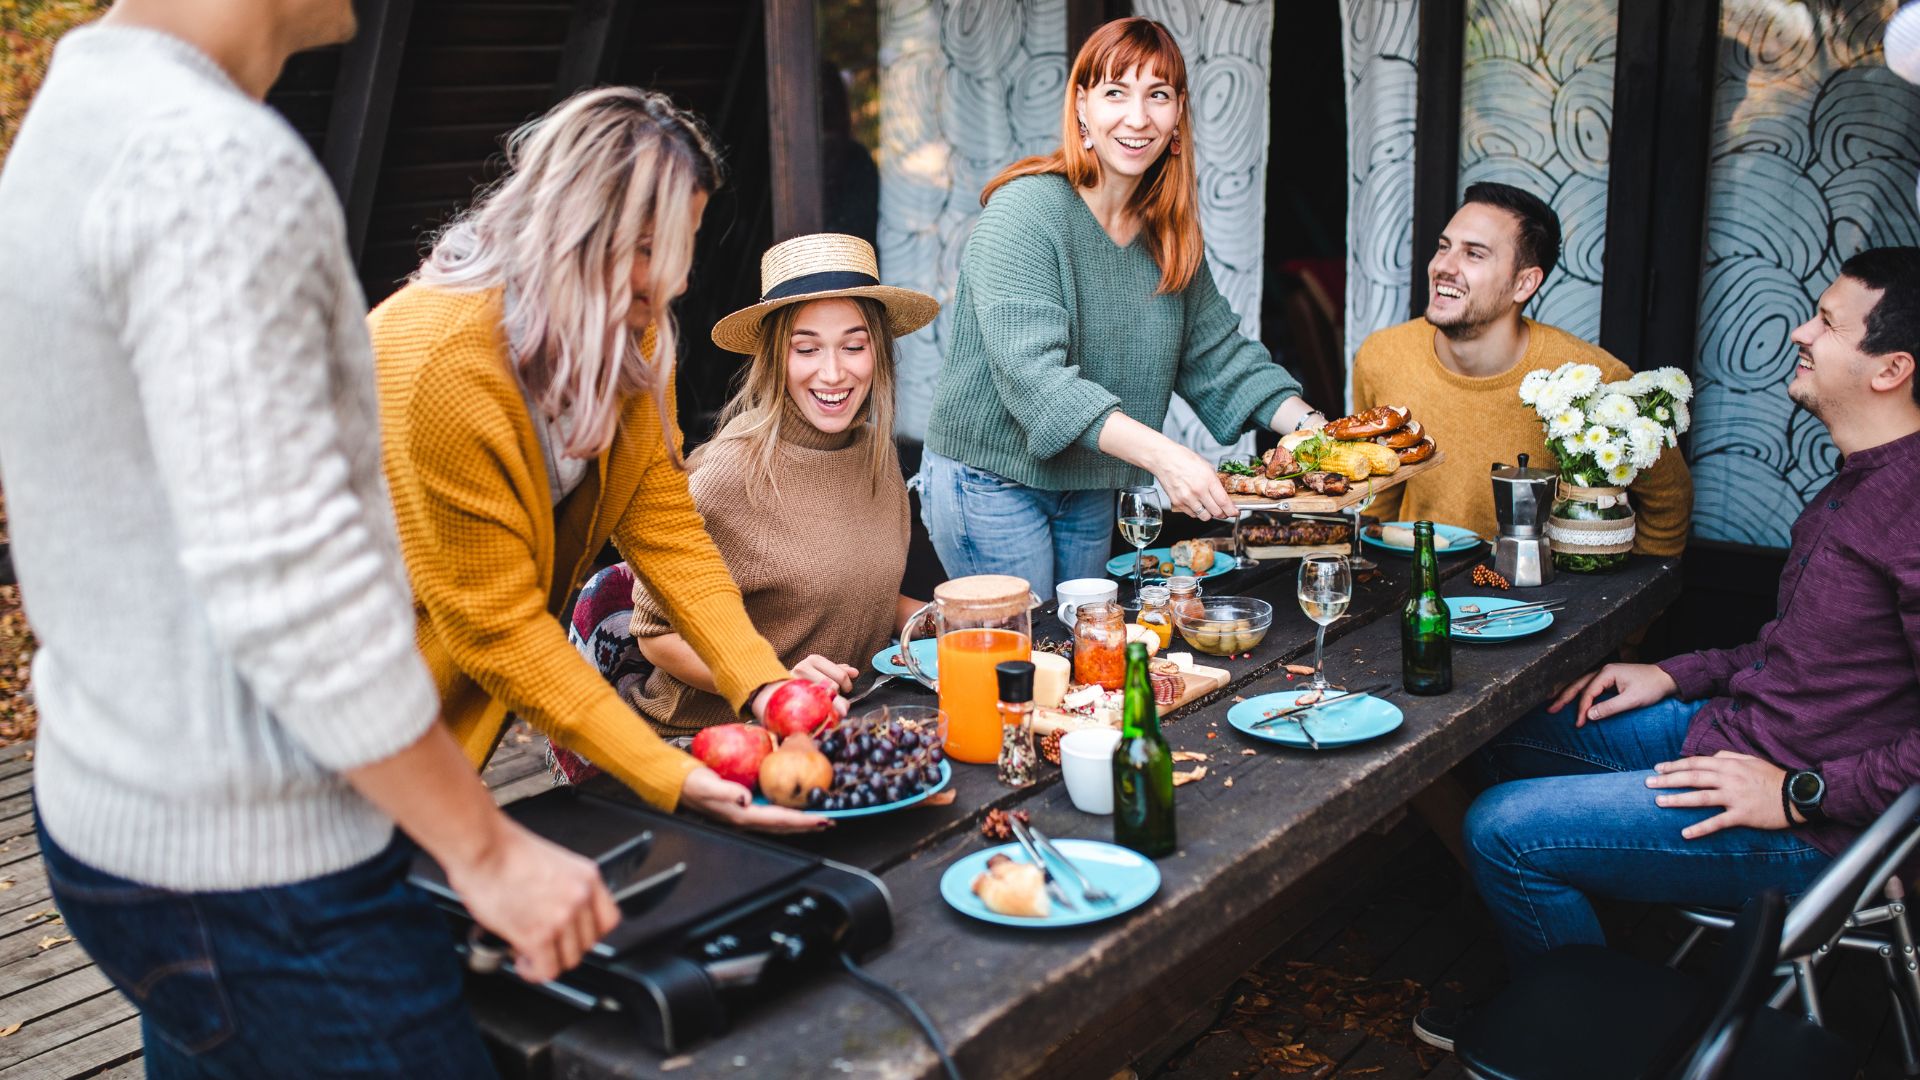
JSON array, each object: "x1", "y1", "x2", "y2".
[{"x1": 1351, "y1": 183, "x2": 1691, "y2": 552}]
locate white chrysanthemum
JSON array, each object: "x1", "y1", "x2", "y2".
[
  {"x1": 1607, "y1": 463, "x2": 1638, "y2": 486},
  {"x1": 1548, "y1": 407, "x2": 1585, "y2": 439},
  {"x1": 1654, "y1": 405, "x2": 1671, "y2": 422},
  {"x1": 1562, "y1": 364, "x2": 1603, "y2": 399},
  {"x1": 1592, "y1": 393, "x2": 1636, "y2": 427},
  {"x1": 1580, "y1": 425, "x2": 1611, "y2": 451},
  {"x1": 1519, "y1": 369, "x2": 1551, "y2": 406},
  {"x1": 1594, "y1": 442, "x2": 1624, "y2": 469},
  {"x1": 1626, "y1": 417, "x2": 1665, "y2": 468},
  {"x1": 1622, "y1": 371, "x2": 1658, "y2": 395},
  {"x1": 1658, "y1": 367, "x2": 1694, "y2": 402},
  {"x1": 1672, "y1": 400, "x2": 1692, "y2": 434}
]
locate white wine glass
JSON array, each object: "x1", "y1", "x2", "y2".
[
  {"x1": 1348, "y1": 494, "x2": 1378, "y2": 572},
  {"x1": 1117, "y1": 486, "x2": 1161, "y2": 610},
  {"x1": 1297, "y1": 553, "x2": 1352, "y2": 692}
]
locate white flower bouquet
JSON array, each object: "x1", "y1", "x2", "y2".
[{"x1": 1517, "y1": 363, "x2": 1692, "y2": 571}]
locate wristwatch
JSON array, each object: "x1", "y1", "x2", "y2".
[
  {"x1": 1293, "y1": 410, "x2": 1327, "y2": 432},
  {"x1": 1783, "y1": 769, "x2": 1826, "y2": 826}
]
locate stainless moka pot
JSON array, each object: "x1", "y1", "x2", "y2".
[{"x1": 1490, "y1": 454, "x2": 1557, "y2": 587}]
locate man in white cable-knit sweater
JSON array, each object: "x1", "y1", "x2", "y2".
[{"x1": 0, "y1": 1, "x2": 621, "y2": 1072}]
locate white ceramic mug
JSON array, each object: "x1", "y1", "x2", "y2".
[
  {"x1": 1060, "y1": 728, "x2": 1122, "y2": 815},
  {"x1": 1055, "y1": 578, "x2": 1118, "y2": 627}
]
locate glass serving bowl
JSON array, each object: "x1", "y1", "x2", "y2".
[{"x1": 1173, "y1": 596, "x2": 1274, "y2": 656}]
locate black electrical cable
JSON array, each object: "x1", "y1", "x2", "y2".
[{"x1": 838, "y1": 952, "x2": 964, "y2": 1080}]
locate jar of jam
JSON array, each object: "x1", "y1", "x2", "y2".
[
  {"x1": 1165, "y1": 575, "x2": 1204, "y2": 621},
  {"x1": 1071, "y1": 601, "x2": 1127, "y2": 690},
  {"x1": 1136, "y1": 585, "x2": 1173, "y2": 650}
]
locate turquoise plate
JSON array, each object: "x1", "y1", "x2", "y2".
[
  {"x1": 1361, "y1": 522, "x2": 1481, "y2": 555},
  {"x1": 754, "y1": 760, "x2": 951, "y2": 819},
  {"x1": 1105, "y1": 547, "x2": 1238, "y2": 579},
  {"x1": 872, "y1": 637, "x2": 939, "y2": 678},
  {"x1": 1227, "y1": 689, "x2": 1404, "y2": 749},
  {"x1": 940, "y1": 838, "x2": 1161, "y2": 928},
  {"x1": 1448, "y1": 595, "x2": 1554, "y2": 642}
]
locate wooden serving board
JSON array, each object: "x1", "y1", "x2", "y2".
[
  {"x1": 1246, "y1": 542, "x2": 1349, "y2": 560},
  {"x1": 1226, "y1": 449, "x2": 1449, "y2": 514},
  {"x1": 1031, "y1": 662, "x2": 1231, "y2": 736}
]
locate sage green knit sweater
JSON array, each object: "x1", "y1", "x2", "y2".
[{"x1": 925, "y1": 174, "x2": 1302, "y2": 491}]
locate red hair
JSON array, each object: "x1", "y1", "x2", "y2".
[{"x1": 981, "y1": 17, "x2": 1202, "y2": 295}]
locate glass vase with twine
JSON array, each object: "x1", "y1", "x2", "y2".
[{"x1": 1546, "y1": 480, "x2": 1635, "y2": 573}]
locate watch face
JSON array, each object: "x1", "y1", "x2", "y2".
[{"x1": 1790, "y1": 771, "x2": 1824, "y2": 804}]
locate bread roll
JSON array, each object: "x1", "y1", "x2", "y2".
[{"x1": 972, "y1": 857, "x2": 1049, "y2": 918}]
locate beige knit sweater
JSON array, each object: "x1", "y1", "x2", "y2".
[{"x1": 629, "y1": 406, "x2": 910, "y2": 731}]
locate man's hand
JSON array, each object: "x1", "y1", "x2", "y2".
[
  {"x1": 1549, "y1": 662, "x2": 1678, "y2": 727},
  {"x1": 679, "y1": 767, "x2": 830, "y2": 834},
  {"x1": 443, "y1": 820, "x2": 621, "y2": 984},
  {"x1": 790, "y1": 654, "x2": 857, "y2": 694},
  {"x1": 1151, "y1": 442, "x2": 1237, "y2": 522},
  {"x1": 1647, "y1": 751, "x2": 1792, "y2": 839}
]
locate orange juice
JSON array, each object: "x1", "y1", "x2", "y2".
[{"x1": 938, "y1": 628, "x2": 1031, "y2": 763}]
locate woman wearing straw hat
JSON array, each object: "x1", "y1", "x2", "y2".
[
  {"x1": 920, "y1": 17, "x2": 1328, "y2": 595},
  {"x1": 619, "y1": 233, "x2": 937, "y2": 734},
  {"x1": 368, "y1": 87, "x2": 827, "y2": 833}
]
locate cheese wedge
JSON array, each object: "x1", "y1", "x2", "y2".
[{"x1": 1031, "y1": 652, "x2": 1070, "y2": 708}]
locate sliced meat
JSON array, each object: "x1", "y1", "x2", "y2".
[{"x1": 1261, "y1": 445, "x2": 1298, "y2": 478}]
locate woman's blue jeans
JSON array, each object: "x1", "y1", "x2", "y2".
[
  {"x1": 39, "y1": 822, "x2": 497, "y2": 1079},
  {"x1": 1465, "y1": 697, "x2": 1831, "y2": 960},
  {"x1": 918, "y1": 447, "x2": 1112, "y2": 599}
]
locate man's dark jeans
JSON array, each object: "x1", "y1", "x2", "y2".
[{"x1": 39, "y1": 820, "x2": 498, "y2": 1079}]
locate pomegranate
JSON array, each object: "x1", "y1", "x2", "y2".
[
  {"x1": 690, "y1": 724, "x2": 773, "y2": 789},
  {"x1": 763, "y1": 679, "x2": 835, "y2": 739},
  {"x1": 758, "y1": 746, "x2": 834, "y2": 809}
]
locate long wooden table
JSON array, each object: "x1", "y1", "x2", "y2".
[{"x1": 473, "y1": 546, "x2": 1682, "y2": 1079}]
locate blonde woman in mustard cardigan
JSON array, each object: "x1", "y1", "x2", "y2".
[{"x1": 368, "y1": 87, "x2": 828, "y2": 833}]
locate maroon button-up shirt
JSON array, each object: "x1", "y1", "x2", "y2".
[{"x1": 1659, "y1": 427, "x2": 1920, "y2": 860}]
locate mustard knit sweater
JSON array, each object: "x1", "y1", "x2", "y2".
[
  {"x1": 368, "y1": 285, "x2": 791, "y2": 809},
  {"x1": 1350, "y1": 318, "x2": 1692, "y2": 555}
]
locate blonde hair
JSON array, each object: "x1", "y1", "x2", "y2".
[
  {"x1": 704, "y1": 297, "x2": 899, "y2": 502},
  {"x1": 416, "y1": 87, "x2": 722, "y2": 463}
]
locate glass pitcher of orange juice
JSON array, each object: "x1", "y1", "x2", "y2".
[{"x1": 899, "y1": 575, "x2": 1037, "y2": 764}]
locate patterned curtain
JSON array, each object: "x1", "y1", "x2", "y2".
[
  {"x1": 1459, "y1": 0, "x2": 1618, "y2": 344},
  {"x1": 1691, "y1": 0, "x2": 1920, "y2": 547},
  {"x1": 1342, "y1": 0, "x2": 1421, "y2": 407}
]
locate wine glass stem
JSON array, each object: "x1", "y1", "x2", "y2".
[
  {"x1": 1312, "y1": 623, "x2": 1329, "y2": 691},
  {"x1": 1134, "y1": 543, "x2": 1144, "y2": 601}
]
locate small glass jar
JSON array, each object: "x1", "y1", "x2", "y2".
[
  {"x1": 1165, "y1": 575, "x2": 1204, "y2": 622},
  {"x1": 1072, "y1": 601, "x2": 1127, "y2": 690},
  {"x1": 1137, "y1": 585, "x2": 1173, "y2": 650},
  {"x1": 996, "y1": 661, "x2": 1037, "y2": 787}
]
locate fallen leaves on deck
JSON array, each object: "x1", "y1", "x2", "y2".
[
  {"x1": 1171, "y1": 751, "x2": 1209, "y2": 763},
  {"x1": 921, "y1": 790, "x2": 957, "y2": 807},
  {"x1": 21, "y1": 910, "x2": 57, "y2": 925},
  {"x1": 1172, "y1": 766, "x2": 1207, "y2": 787},
  {"x1": 0, "y1": 1022, "x2": 19, "y2": 1038},
  {"x1": 1207, "y1": 957, "x2": 1438, "y2": 1075},
  {"x1": 36, "y1": 934, "x2": 71, "y2": 951}
]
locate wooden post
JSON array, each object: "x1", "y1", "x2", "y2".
[
  {"x1": 1407, "y1": 0, "x2": 1465, "y2": 318},
  {"x1": 764, "y1": 0, "x2": 823, "y2": 240},
  {"x1": 552, "y1": 0, "x2": 641, "y2": 102},
  {"x1": 323, "y1": 0, "x2": 414, "y2": 264}
]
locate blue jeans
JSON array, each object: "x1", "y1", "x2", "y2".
[
  {"x1": 39, "y1": 822, "x2": 497, "y2": 1079},
  {"x1": 1464, "y1": 697, "x2": 1832, "y2": 960},
  {"x1": 918, "y1": 447, "x2": 1112, "y2": 598}
]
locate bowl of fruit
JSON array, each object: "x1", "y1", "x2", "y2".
[
  {"x1": 809, "y1": 705, "x2": 952, "y2": 816},
  {"x1": 1174, "y1": 596, "x2": 1273, "y2": 656}
]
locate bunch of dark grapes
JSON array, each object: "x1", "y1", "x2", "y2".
[{"x1": 810, "y1": 715, "x2": 945, "y2": 811}]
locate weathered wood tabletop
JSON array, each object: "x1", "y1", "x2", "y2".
[{"x1": 473, "y1": 546, "x2": 1681, "y2": 1080}]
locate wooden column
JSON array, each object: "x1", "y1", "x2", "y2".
[
  {"x1": 1407, "y1": 0, "x2": 1465, "y2": 318},
  {"x1": 322, "y1": 0, "x2": 414, "y2": 263},
  {"x1": 552, "y1": 0, "x2": 642, "y2": 101},
  {"x1": 765, "y1": 0, "x2": 823, "y2": 240}
]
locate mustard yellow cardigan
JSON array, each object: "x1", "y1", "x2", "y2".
[{"x1": 368, "y1": 285, "x2": 790, "y2": 809}]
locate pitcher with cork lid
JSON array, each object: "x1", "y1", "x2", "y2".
[{"x1": 899, "y1": 574, "x2": 1037, "y2": 764}]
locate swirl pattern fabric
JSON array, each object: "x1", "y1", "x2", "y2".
[
  {"x1": 1693, "y1": 0, "x2": 1920, "y2": 547},
  {"x1": 1342, "y1": 0, "x2": 1421, "y2": 403},
  {"x1": 1459, "y1": 0, "x2": 1619, "y2": 344},
  {"x1": 878, "y1": 0, "x2": 1067, "y2": 439}
]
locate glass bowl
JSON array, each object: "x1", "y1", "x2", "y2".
[{"x1": 1173, "y1": 596, "x2": 1273, "y2": 656}]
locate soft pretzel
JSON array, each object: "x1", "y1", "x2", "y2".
[
  {"x1": 1396, "y1": 437, "x2": 1437, "y2": 465},
  {"x1": 1324, "y1": 405, "x2": 1411, "y2": 440},
  {"x1": 1375, "y1": 419, "x2": 1425, "y2": 449}
]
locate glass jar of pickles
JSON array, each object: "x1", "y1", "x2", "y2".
[
  {"x1": 1136, "y1": 585, "x2": 1173, "y2": 650},
  {"x1": 1072, "y1": 601, "x2": 1127, "y2": 690}
]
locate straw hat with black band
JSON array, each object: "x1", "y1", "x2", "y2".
[{"x1": 711, "y1": 233, "x2": 939, "y2": 355}]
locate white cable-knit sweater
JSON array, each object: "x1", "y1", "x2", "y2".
[{"x1": 0, "y1": 26, "x2": 438, "y2": 889}]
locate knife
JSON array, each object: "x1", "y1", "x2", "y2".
[
  {"x1": 1250, "y1": 680, "x2": 1393, "y2": 729},
  {"x1": 1008, "y1": 817, "x2": 1077, "y2": 911}
]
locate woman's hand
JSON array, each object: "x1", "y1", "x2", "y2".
[
  {"x1": 1151, "y1": 442, "x2": 1237, "y2": 521},
  {"x1": 750, "y1": 678, "x2": 849, "y2": 726},
  {"x1": 679, "y1": 767, "x2": 831, "y2": 833},
  {"x1": 790, "y1": 654, "x2": 857, "y2": 694}
]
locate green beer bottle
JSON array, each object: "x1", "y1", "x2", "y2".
[
  {"x1": 1113, "y1": 641, "x2": 1176, "y2": 857},
  {"x1": 1402, "y1": 520, "x2": 1453, "y2": 694}
]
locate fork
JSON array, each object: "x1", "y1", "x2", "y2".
[
  {"x1": 1029, "y1": 824, "x2": 1116, "y2": 906},
  {"x1": 845, "y1": 674, "x2": 897, "y2": 706}
]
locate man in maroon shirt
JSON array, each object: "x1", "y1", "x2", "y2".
[{"x1": 1443, "y1": 248, "x2": 1920, "y2": 986}]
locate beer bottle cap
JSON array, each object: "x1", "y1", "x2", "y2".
[{"x1": 995, "y1": 660, "x2": 1035, "y2": 703}]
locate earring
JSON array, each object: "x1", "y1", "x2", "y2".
[
  {"x1": 1079, "y1": 121, "x2": 1093, "y2": 150},
  {"x1": 1171, "y1": 131, "x2": 1181, "y2": 156}
]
